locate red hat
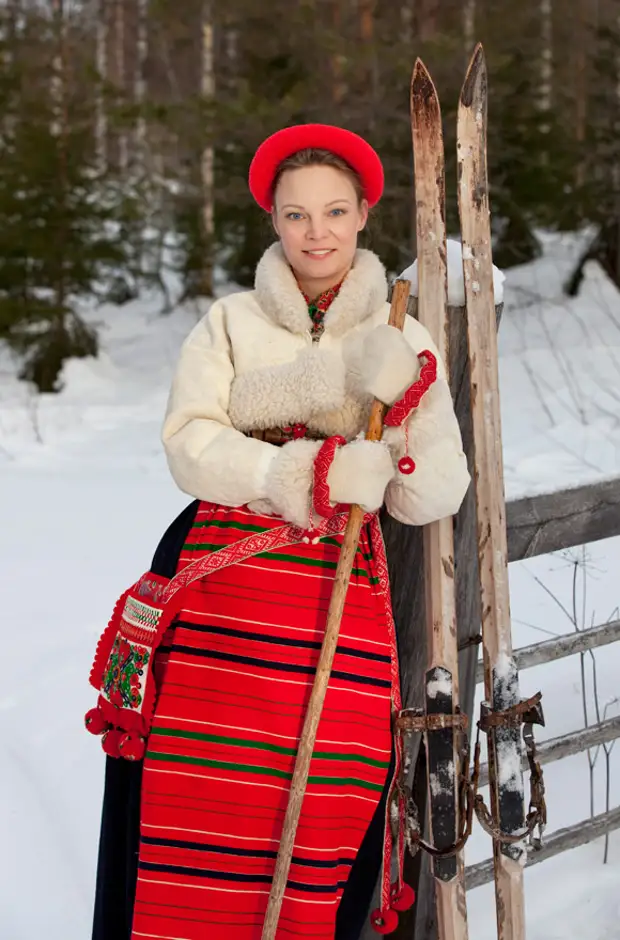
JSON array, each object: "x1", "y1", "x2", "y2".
[{"x1": 248, "y1": 124, "x2": 384, "y2": 212}]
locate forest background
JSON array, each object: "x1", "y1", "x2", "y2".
[{"x1": 1, "y1": 0, "x2": 617, "y2": 391}]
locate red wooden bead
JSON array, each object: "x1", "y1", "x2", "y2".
[
  {"x1": 370, "y1": 908, "x2": 399, "y2": 934},
  {"x1": 101, "y1": 728, "x2": 123, "y2": 759},
  {"x1": 118, "y1": 731, "x2": 146, "y2": 762},
  {"x1": 390, "y1": 881, "x2": 416, "y2": 912},
  {"x1": 398, "y1": 456, "x2": 416, "y2": 475},
  {"x1": 84, "y1": 707, "x2": 109, "y2": 736}
]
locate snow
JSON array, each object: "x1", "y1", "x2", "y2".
[
  {"x1": 427, "y1": 668, "x2": 453, "y2": 700},
  {"x1": 400, "y1": 237, "x2": 506, "y2": 305},
  {"x1": 429, "y1": 762, "x2": 455, "y2": 798},
  {"x1": 495, "y1": 738, "x2": 525, "y2": 793},
  {"x1": 1, "y1": 233, "x2": 619, "y2": 939}
]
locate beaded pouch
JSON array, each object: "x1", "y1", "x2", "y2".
[{"x1": 84, "y1": 571, "x2": 183, "y2": 760}]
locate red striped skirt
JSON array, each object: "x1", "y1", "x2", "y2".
[{"x1": 131, "y1": 502, "x2": 402, "y2": 940}]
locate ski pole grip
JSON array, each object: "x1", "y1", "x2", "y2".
[{"x1": 366, "y1": 278, "x2": 411, "y2": 442}]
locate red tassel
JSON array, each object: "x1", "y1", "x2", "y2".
[
  {"x1": 118, "y1": 731, "x2": 146, "y2": 762},
  {"x1": 84, "y1": 706, "x2": 110, "y2": 736},
  {"x1": 101, "y1": 728, "x2": 123, "y2": 758},
  {"x1": 390, "y1": 882, "x2": 416, "y2": 912},
  {"x1": 370, "y1": 908, "x2": 399, "y2": 935}
]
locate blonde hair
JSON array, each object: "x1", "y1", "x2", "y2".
[{"x1": 270, "y1": 148, "x2": 365, "y2": 207}]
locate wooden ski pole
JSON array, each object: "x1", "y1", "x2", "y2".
[{"x1": 261, "y1": 278, "x2": 411, "y2": 940}]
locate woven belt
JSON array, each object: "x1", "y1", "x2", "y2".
[{"x1": 245, "y1": 426, "x2": 328, "y2": 446}]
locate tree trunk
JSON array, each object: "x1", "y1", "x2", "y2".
[
  {"x1": 331, "y1": 0, "x2": 345, "y2": 105},
  {"x1": 463, "y1": 0, "x2": 475, "y2": 63},
  {"x1": 96, "y1": 0, "x2": 107, "y2": 174},
  {"x1": 114, "y1": 0, "x2": 127, "y2": 171},
  {"x1": 135, "y1": 0, "x2": 148, "y2": 165},
  {"x1": 540, "y1": 0, "x2": 552, "y2": 114},
  {"x1": 401, "y1": 3, "x2": 413, "y2": 44},
  {"x1": 200, "y1": 0, "x2": 215, "y2": 296},
  {"x1": 360, "y1": 0, "x2": 375, "y2": 41},
  {"x1": 575, "y1": 0, "x2": 598, "y2": 188},
  {"x1": 418, "y1": 0, "x2": 439, "y2": 42},
  {"x1": 50, "y1": 0, "x2": 68, "y2": 318}
]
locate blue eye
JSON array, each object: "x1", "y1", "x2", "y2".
[
  {"x1": 330, "y1": 208, "x2": 346, "y2": 216},
  {"x1": 286, "y1": 212, "x2": 303, "y2": 221}
]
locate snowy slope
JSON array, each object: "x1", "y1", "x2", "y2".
[{"x1": 1, "y1": 233, "x2": 619, "y2": 939}]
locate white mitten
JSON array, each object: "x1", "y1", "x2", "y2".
[
  {"x1": 328, "y1": 439, "x2": 395, "y2": 512},
  {"x1": 262, "y1": 438, "x2": 322, "y2": 528},
  {"x1": 360, "y1": 324, "x2": 420, "y2": 406},
  {"x1": 229, "y1": 347, "x2": 346, "y2": 432}
]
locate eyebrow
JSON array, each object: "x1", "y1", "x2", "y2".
[{"x1": 280, "y1": 199, "x2": 353, "y2": 209}]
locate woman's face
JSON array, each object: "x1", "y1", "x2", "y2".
[{"x1": 272, "y1": 165, "x2": 368, "y2": 297}]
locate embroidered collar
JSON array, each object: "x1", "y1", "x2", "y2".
[{"x1": 302, "y1": 281, "x2": 344, "y2": 336}]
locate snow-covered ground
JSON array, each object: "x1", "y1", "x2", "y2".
[{"x1": 1, "y1": 232, "x2": 619, "y2": 939}]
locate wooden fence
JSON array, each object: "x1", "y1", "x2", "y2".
[
  {"x1": 466, "y1": 614, "x2": 620, "y2": 888},
  {"x1": 373, "y1": 292, "x2": 620, "y2": 940}
]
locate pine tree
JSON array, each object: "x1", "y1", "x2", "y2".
[{"x1": 0, "y1": 4, "x2": 126, "y2": 392}]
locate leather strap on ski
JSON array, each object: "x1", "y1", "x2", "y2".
[
  {"x1": 477, "y1": 692, "x2": 542, "y2": 730},
  {"x1": 395, "y1": 709, "x2": 469, "y2": 734},
  {"x1": 473, "y1": 692, "x2": 547, "y2": 847},
  {"x1": 395, "y1": 708, "x2": 475, "y2": 860}
]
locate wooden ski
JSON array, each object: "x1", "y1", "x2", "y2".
[
  {"x1": 457, "y1": 43, "x2": 527, "y2": 940},
  {"x1": 410, "y1": 58, "x2": 470, "y2": 940}
]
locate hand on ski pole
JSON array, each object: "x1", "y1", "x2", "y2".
[{"x1": 359, "y1": 323, "x2": 422, "y2": 405}]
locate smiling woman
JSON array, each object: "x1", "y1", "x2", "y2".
[
  {"x1": 271, "y1": 156, "x2": 368, "y2": 299},
  {"x1": 88, "y1": 123, "x2": 470, "y2": 940}
]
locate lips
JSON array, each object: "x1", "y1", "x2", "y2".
[{"x1": 303, "y1": 249, "x2": 335, "y2": 258}]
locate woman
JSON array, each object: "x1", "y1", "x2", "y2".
[{"x1": 88, "y1": 123, "x2": 470, "y2": 940}]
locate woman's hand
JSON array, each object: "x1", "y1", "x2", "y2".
[
  {"x1": 327, "y1": 439, "x2": 394, "y2": 512},
  {"x1": 255, "y1": 436, "x2": 395, "y2": 529},
  {"x1": 359, "y1": 324, "x2": 420, "y2": 406}
]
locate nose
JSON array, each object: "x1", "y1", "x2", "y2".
[{"x1": 306, "y1": 214, "x2": 329, "y2": 240}]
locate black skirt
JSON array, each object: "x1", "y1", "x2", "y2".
[{"x1": 91, "y1": 500, "x2": 390, "y2": 940}]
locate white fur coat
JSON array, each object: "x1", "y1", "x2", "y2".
[{"x1": 162, "y1": 242, "x2": 470, "y2": 527}]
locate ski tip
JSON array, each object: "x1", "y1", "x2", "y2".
[
  {"x1": 460, "y1": 43, "x2": 486, "y2": 109},
  {"x1": 411, "y1": 57, "x2": 437, "y2": 108}
]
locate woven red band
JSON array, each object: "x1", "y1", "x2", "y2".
[
  {"x1": 384, "y1": 350, "x2": 437, "y2": 427},
  {"x1": 313, "y1": 435, "x2": 348, "y2": 518}
]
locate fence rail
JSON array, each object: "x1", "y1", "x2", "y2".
[
  {"x1": 467, "y1": 609, "x2": 620, "y2": 889},
  {"x1": 476, "y1": 714, "x2": 620, "y2": 788},
  {"x1": 475, "y1": 619, "x2": 620, "y2": 684},
  {"x1": 466, "y1": 806, "x2": 620, "y2": 890}
]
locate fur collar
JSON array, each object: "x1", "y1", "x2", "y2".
[{"x1": 254, "y1": 242, "x2": 388, "y2": 337}]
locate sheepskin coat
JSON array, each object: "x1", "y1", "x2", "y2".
[{"x1": 162, "y1": 242, "x2": 470, "y2": 526}]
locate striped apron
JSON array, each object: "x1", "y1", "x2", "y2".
[{"x1": 130, "y1": 501, "x2": 403, "y2": 940}]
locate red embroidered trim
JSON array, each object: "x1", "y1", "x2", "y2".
[
  {"x1": 301, "y1": 279, "x2": 344, "y2": 313},
  {"x1": 313, "y1": 435, "x2": 348, "y2": 518},
  {"x1": 366, "y1": 518, "x2": 416, "y2": 926},
  {"x1": 384, "y1": 349, "x2": 437, "y2": 428}
]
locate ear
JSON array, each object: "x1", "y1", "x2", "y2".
[
  {"x1": 271, "y1": 209, "x2": 280, "y2": 237},
  {"x1": 357, "y1": 199, "x2": 369, "y2": 232}
]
